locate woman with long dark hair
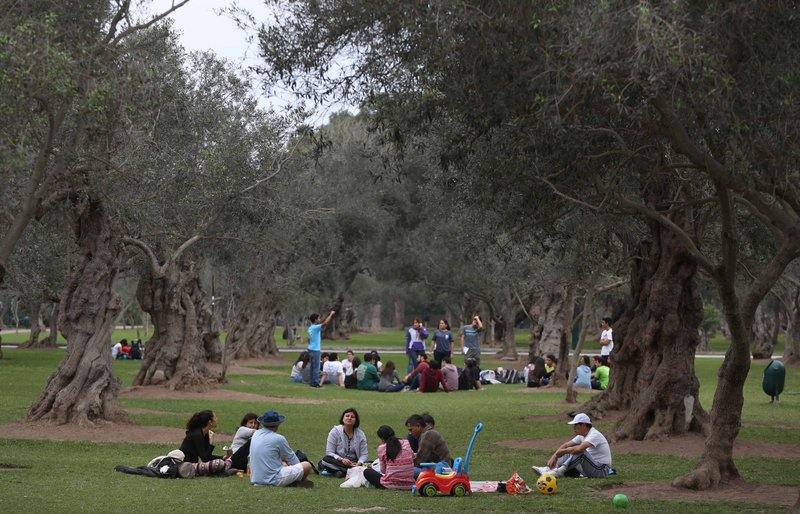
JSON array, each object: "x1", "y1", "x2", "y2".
[
  {"x1": 363, "y1": 425, "x2": 415, "y2": 489},
  {"x1": 178, "y1": 410, "x2": 234, "y2": 476},
  {"x1": 228, "y1": 412, "x2": 259, "y2": 471},
  {"x1": 526, "y1": 356, "x2": 548, "y2": 388},
  {"x1": 378, "y1": 360, "x2": 405, "y2": 392}
]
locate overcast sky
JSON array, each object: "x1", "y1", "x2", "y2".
[{"x1": 158, "y1": 0, "x2": 353, "y2": 124}]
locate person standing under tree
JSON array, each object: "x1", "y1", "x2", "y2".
[
  {"x1": 460, "y1": 315, "x2": 484, "y2": 367},
  {"x1": 307, "y1": 310, "x2": 335, "y2": 389},
  {"x1": 599, "y1": 317, "x2": 614, "y2": 358}
]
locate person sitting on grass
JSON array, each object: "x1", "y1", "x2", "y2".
[
  {"x1": 591, "y1": 356, "x2": 610, "y2": 390},
  {"x1": 403, "y1": 353, "x2": 430, "y2": 390},
  {"x1": 344, "y1": 357, "x2": 361, "y2": 389},
  {"x1": 441, "y1": 356, "x2": 459, "y2": 392},
  {"x1": 363, "y1": 425, "x2": 415, "y2": 490},
  {"x1": 574, "y1": 356, "x2": 592, "y2": 389},
  {"x1": 291, "y1": 351, "x2": 310, "y2": 383},
  {"x1": 342, "y1": 350, "x2": 355, "y2": 377},
  {"x1": 458, "y1": 358, "x2": 482, "y2": 390},
  {"x1": 320, "y1": 351, "x2": 345, "y2": 387},
  {"x1": 178, "y1": 410, "x2": 234, "y2": 476},
  {"x1": 526, "y1": 356, "x2": 548, "y2": 388},
  {"x1": 356, "y1": 353, "x2": 381, "y2": 391},
  {"x1": 407, "y1": 414, "x2": 452, "y2": 478},
  {"x1": 531, "y1": 413, "x2": 612, "y2": 478},
  {"x1": 250, "y1": 409, "x2": 313, "y2": 488},
  {"x1": 418, "y1": 359, "x2": 450, "y2": 393},
  {"x1": 378, "y1": 360, "x2": 406, "y2": 392},
  {"x1": 228, "y1": 412, "x2": 259, "y2": 471},
  {"x1": 319, "y1": 407, "x2": 369, "y2": 477}
]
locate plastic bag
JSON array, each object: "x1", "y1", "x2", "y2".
[
  {"x1": 505, "y1": 471, "x2": 533, "y2": 495},
  {"x1": 340, "y1": 465, "x2": 366, "y2": 488}
]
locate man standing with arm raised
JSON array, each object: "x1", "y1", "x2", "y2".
[
  {"x1": 307, "y1": 310, "x2": 335, "y2": 388},
  {"x1": 460, "y1": 315, "x2": 484, "y2": 367}
]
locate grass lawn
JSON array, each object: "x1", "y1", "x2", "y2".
[{"x1": 0, "y1": 341, "x2": 798, "y2": 513}]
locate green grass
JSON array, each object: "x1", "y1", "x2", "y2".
[{"x1": 1, "y1": 339, "x2": 799, "y2": 513}]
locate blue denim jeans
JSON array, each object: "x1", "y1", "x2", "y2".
[{"x1": 309, "y1": 350, "x2": 321, "y2": 386}]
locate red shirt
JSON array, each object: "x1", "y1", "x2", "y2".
[{"x1": 420, "y1": 367, "x2": 449, "y2": 392}]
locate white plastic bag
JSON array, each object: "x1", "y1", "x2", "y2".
[{"x1": 340, "y1": 466, "x2": 366, "y2": 488}]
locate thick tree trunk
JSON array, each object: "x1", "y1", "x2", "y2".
[
  {"x1": 697, "y1": 329, "x2": 711, "y2": 352},
  {"x1": 785, "y1": 294, "x2": 800, "y2": 365},
  {"x1": 496, "y1": 290, "x2": 518, "y2": 360},
  {"x1": 582, "y1": 228, "x2": 709, "y2": 441},
  {"x1": 751, "y1": 303, "x2": 778, "y2": 359},
  {"x1": 48, "y1": 302, "x2": 59, "y2": 345},
  {"x1": 226, "y1": 288, "x2": 281, "y2": 360},
  {"x1": 27, "y1": 198, "x2": 127, "y2": 425},
  {"x1": 322, "y1": 296, "x2": 349, "y2": 340},
  {"x1": 394, "y1": 299, "x2": 405, "y2": 329},
  {"x1": 368, "y1": 304, "x2": 382, "y2": 331},
  {"x1": 527, "y1": 290, "x2": 570, "y2": 360},
  {"x1": 673, "y1": 285, "x2": 751, "y2": 489},
  {"x1": 198, "y1": 295, "x2": 222, "y2": 363},
  {"x1": 132, "y1": 260, "x2": 216, "y2": 391}
]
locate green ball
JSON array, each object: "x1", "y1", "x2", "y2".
[{"x1": 613, "y1": 493, "x2": 629, "y2": 508}]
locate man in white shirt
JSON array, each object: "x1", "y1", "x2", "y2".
[
  {"x1": 341, "y1": 350, "x2": 355, "y2": 376},
  {"x1": 320, "y1": 352, "x2": 345, "y2": 387},
  {"x1": 111, "y1": 340, "x2": 123, "y2": 360},
  {"x1": 531, "y1": 413, "x2": 612, "y2": 478},
  {"x1": 599, "y1": 317, "x2": 614, "y2": 357}
]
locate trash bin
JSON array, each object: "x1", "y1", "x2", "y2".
[{"x1": 762, "y1": 360, "x2": 785, "y2": 404}]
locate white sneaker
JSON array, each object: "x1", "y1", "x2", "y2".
[
  {"x1": 551, "y1": 466, "x2": 566, "y2": 478},
  {"x1": 530, "y1": 465, "x2": 550, "y2": 476}
]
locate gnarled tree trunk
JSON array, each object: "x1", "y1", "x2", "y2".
[
  {"x1": 368, "y1": 304, "x2": 382, "y2": 331},
  {"x1": 198, "y1": 295, "x2": 222, "y2": 363},
  {"x1": 582, "y1": 222, "x2": 709, "y2": 441},
  {"x1": 496, "y1": 289, "x2": 519, "y2": 360},
  {"x1": 21, "y1": 299, "x2": 57, "y2": 349},
  {"x1": 751, "y1": 303, "x2": 778, "y2": 359},
  {"x1": 785, "y1": 292, "x2": 800, "y2": 365},
  {"x1": 132, "y1": 259, "x2": 216, "y2": 391},
  {"x1": 226, "y1": 287, "x2": 281, "y2": 360},
  {"x1": 28, "y1": 198, "x2": 127, "y2": 425},
  {"x1": 528, "y1": 289, "x2": 570, "y2": 360},
  {"x1": 673, "y1": 281, "x2": 751, "y2": 489}
]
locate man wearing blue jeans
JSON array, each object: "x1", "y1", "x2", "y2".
[
  {"x1": 531, "y1": 413, "x2": 612, "y2": 478},
  {"x1": 307, "y1": 310, "x2": 335, "y2": 388}
]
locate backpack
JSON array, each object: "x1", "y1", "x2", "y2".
[{"x1": 499, "y1": 368, "x2": 522, "y2": 384}]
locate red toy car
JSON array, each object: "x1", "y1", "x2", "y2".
[{"x1": 414, "y1": 423, "x2": 483, "y2": 497}]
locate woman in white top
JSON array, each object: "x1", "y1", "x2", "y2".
[{"x1": 228, "y1": 412, "x2": 259, "y2": 471}]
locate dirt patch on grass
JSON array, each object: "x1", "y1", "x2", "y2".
[
  {"x1": 497, "y1": 433, "x2": 800, "y2": 460},
  {"x1": 600, "y1": 480, "x2": 796, "y2": 508},
  {"x1": 209, "y1": 359, "x2": 288, "y2": 376}
]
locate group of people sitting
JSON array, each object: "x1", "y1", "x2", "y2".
[
  {"x1": 520, "y1": 354, "x2": 610, "y2": 390},
  {"x1": 291, "y1": 350, "x2": 483, "y2": 392},
  {"x1": 134, "y1": 408, "x2": 456, "y2": 489},
  {"x1": 111, "y1": 338, "x2": 142, "y2": 360},
  {"x1": 121, "y1": 407, "x2": 612, "y2": 489}
]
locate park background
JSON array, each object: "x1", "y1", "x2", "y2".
[{"x1": 2, "y1": 1, "x2": 800, "y2": 512}]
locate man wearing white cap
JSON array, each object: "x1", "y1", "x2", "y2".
[{"x1": 531, "y1": 413, "x2": 612, "y2": 478}]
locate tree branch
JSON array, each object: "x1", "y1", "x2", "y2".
[{"x1": 121, "y1": 236, "x2": 162, "y2": 276}]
